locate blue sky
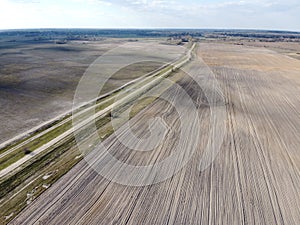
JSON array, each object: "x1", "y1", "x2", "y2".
[{"x1": 0, "y1": 0, "x2": 299, "y2": 31}]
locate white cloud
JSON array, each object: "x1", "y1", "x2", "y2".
[
  {"x1": 71, "y1": 0, "x2": 112, "y2": 6},
  {"x1": 0, "y1": 0, "x2": 299, "y2": 30}
]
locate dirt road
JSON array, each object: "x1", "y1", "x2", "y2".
[
  {"x1": 11, "y1": 43, "x2": 300, "y2": 225},
  {"x1": 0, "y1": 44, "x2": 192, "y2": 179}
]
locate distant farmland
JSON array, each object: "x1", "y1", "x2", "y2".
[
  {"x1": 0, "y1": 30, "x2": 299, "y2": 224},
  {"x1": 9, "y1": 41, "x2": 300, "y2": 224}
]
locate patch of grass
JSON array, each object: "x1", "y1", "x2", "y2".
[
  {"x1": 0, "y1": 120, "x2": 72, "y2": 170},
  {"x1": 129, "y1": 97, "x2": 158, "y2": 118},
  {"x1": 0, "y1": 139, "x2": 82, "y2": 224},
  {"x1": 0, "y1": 92, "x2": 119, "y2": 170},
  {"x1": 0, "y1": 113, "x2": 114, "y2": 223},
  {"x1": 111, "y1": 61, "x2": 163, "y2": 80},
  {"x1": 0, "y1": 115, "x2": 70, "y2": 155},
  {"x1": 0, "y1": 135, "x2": 75, "y2": 199},
  {"x1": 0, "y1": 153, "x2": 26, "y2": 171},
  {"x1": 0, "y1": 54, "x2": 188, "y2": 223}
]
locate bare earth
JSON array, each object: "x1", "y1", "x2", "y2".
[
  {"x1": 11, "y1": 43, "x2": 300, "y2": 224},
  {"x1": 0, "y1": 39, "x2": 174, "y2": 144},
  {"x1": 0, "y1": 40, "x2": 113, "y2": 143}
]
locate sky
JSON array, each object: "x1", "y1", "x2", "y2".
[{"x1": 0, "y1": 0, "x2": 299, "y2": 31}]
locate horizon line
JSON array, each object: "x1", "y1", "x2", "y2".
[{"x1": 1, "y1": 27, "x2": 300, "y2": 33}]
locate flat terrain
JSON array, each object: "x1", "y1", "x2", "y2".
[
  {"x1": 0, "y1": 40, "x2": 189, "y2": 223},
  {"x1": 0, "y1": 40, "x2": 108, "y2": 143},
  {"x1": 11, "y1": 43, "x2": 300, "y2": 224},
  {"x1": 239, "y1": 41, "x2": 300, "y2": 60},
  {"x1": 0, "y1": 39, "x2": 176, "y2": 144}
]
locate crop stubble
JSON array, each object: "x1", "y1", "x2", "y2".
[{"x1": 11, "y1": 43, "x2": 300, "y2": 225}]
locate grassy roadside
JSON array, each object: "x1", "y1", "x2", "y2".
[
  {"x1": 0, "y1": 67, "x2": 187, "y2": 224},
  {"x1": 0, "y1": 43, "x2": 195, "y2": 224},
  {"x1": 0, "y1": 64, "x2": 174, "y2": 171},
  {"x1": 0, "y1": 60, "x2": 169, "y2": 157}
]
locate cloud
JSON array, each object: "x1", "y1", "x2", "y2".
[
  {"x1": 8, "y1": 0, "x2": 39, "y2": 2},
  {"x1": 71, "y1": 0, "x2": 112, "y2": 6},
  {"x1": 113, "y1": 0, "x2": 300, "y2": 30},
  {"x1": 0, "y1": 0, "x2": 299, "y2": 30}
]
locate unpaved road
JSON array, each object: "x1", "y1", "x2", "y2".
[
  {"x1": 0, "y1": 44, "x2": 192, "y2": 179},
  {"x1": 0, "y1": 40, "x2": 184, "y2": 145},
  {"x1": 11, "y1": 43, "x2": 300, "y2": 225}
]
